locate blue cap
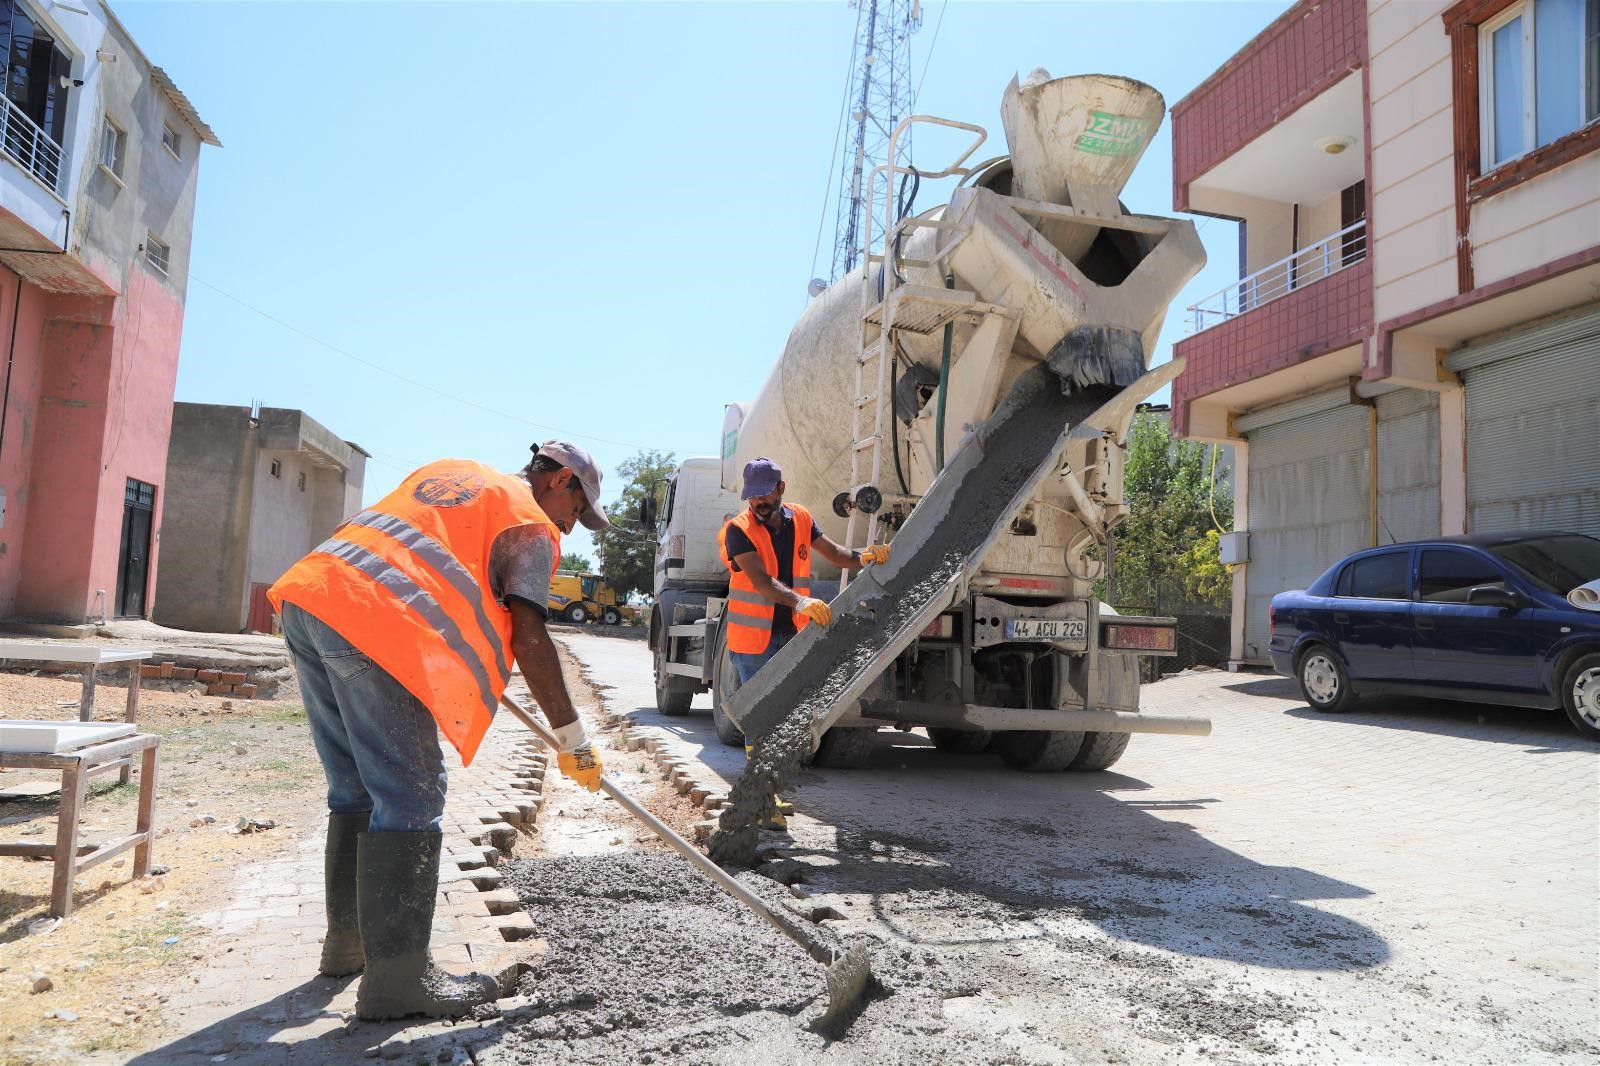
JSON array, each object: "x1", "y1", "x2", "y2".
[{"x1": 740, "y1": 457, "x2": 782, "y2": 500}]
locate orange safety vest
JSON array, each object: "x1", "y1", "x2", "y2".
[
  {"x1": 717, "y1": 503, "x2": 814, "y2": 655},
  {"x1": 268, "y1": 459, "x2": 558, "y2": 765}
]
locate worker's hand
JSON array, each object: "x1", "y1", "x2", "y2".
[
  {"x1": 796, "y1": 597, "x2": 832, "y2": 626},
  {"x1": 859, "y1": 544, "x2": 891, "y2": 566},
  {"x1": 548, "y1": 719, "x2": 603, "y2": 792},
  {"x1": 557, "y1": 746, "x2": 603, "y2": 792}
]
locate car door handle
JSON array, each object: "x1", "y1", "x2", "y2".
[{"x1": 1333, "y1": 612, "x2": 1350, "y2": 624}]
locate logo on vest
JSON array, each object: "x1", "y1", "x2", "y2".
[
  {"x1": 413, "y1": 473, "x2": 485, "y2": 508},
  {"x1": 797, "y1": 541, "x2": 809, "y2": 562}
]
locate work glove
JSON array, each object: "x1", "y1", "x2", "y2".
[
  {"x1": 796, "y1": 597, "x2": 832, "y2": 626},
  {"x1": 549, "y1": 719, "x2": 604, "y2": 792},
  {"x1": 860, "y1": 544, "x2": 891, "y2": 566}
]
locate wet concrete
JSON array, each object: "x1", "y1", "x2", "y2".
[
  {"x1": 484, "y1": 852, "x2": 993, "y2": 1065},
  {"x1": 711, "y1": 368, "x2": 1115, "y2": 866}
]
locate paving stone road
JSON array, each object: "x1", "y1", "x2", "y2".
[{"x1": 557, "y1": 629, "x2": 1600, "y2": 1065}]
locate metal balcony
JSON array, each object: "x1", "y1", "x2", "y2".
[
  {"x1": 0, "y1": 93, "x2": 67, "y2": 197},
  {"x1": 1187, "y1": 219, "x2": 1366, "y2": 333}
]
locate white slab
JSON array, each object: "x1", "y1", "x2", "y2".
[
  {"x1": 0, "y1": 720, "x2": 137, "y2": 754},
  {"x1": 0, "y1": 641, "x2": 154, "y2": 665}
]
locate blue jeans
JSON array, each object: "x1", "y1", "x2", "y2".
[
  {"x1": 280, "y1": 602, "x2": 447, "y2": 833},
  {"x1": 731, "y1": 629, "x2": 795, "y2": 685}
]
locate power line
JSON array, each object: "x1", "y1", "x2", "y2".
[{"x1": 187, "y1": 274, "x2": 693, "y2": 455}]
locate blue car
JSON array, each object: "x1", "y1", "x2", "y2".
[{"x1": 1268, "y1": 531, "x2": 1600, "y2": 740}]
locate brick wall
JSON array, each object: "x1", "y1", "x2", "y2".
[
  {"x1": 1173, "y1": 259, "x2": 1373, "y2": 435},
  {"x1": 1172, "y1": 0, "x2": 1366, "y2": 209}
]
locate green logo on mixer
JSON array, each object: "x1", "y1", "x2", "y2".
[
  {"x1": 722, "y1": 429, "x2": 738, "y2": 459},
  {"x1": 1076, "y1": 111, "x2": 1151, "y2": 157}
]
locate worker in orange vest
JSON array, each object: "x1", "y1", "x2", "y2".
[
  {"x1": 718, "y1": 457, "x2": 889, "y2": 826},
  {"x1": 269, "y1": 441, "x2": 608, "y2": 1021}
]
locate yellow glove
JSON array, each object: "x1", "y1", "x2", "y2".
[
  {"x1": 549, "y1": 720, "x2": 603, "y2": 792},
  {"x1": 796, "y1": 597, "x2": 832, "y2": 626},
  {"x1": 860, "y1": 544, "x2": 891, "y2": 566},
  {"x1": 557, "y1": 745, "x2": 603, "y2": 792}
]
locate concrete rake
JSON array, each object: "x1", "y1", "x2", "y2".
[{"x1": 498, "y1": 694, "x2": 874, "y2": 1030}]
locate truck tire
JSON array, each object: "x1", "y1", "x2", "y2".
[
  {"x1": 993, "y1": 730, "x2": 1085, "y2": 772},
  {"x1": 711, "y1": 627, "x2": 745, "y2": 747},
  {"x1": 928, "y1": 727, "x2": 993, "y2": 754},
  {"x1": 812, "y1": 727, "x2": 878, "y2": 768},
  {"x1": 652, "y1": 640, "x2": 692, "y2": 716},
  {"x1": 1067, "y1": 731, "x2": 1131, "y2": 771},
  {"x1": 602, "y1": 607, "x2": 622, "y2": 626},
  {"x1": 563, "y1": 603, "x2": 589, "y2": 625}
]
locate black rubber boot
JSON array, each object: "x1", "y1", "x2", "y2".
[
  {"x1": 354, "y1": 831, "x2": 499, "y2": 1020},
  {"x1": 319, "y1": 811, "x2": 369, "y2": 976}
]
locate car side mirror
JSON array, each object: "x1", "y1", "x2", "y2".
[
  {"x1": 1467, "y1": 585, "x2": 1519, "y2": 609},
  {"x1": 639, "y1": 496, "x2": 658, "y2": 532}
]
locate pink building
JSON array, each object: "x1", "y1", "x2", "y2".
[{"x1": 0, "y1": 2, "x2": 217, "y2": 624}]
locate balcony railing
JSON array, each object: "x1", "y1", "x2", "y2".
[
  {"x1": 1187, "y1": 219, "x2": 1366, "y2": 333},
  {"x1": 0, "y1": 93, "x2": 67, "y2": 197}
]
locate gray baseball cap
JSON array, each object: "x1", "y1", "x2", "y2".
[{"x1": 535, "y1": 440, "x2": 609, "y2": 531}]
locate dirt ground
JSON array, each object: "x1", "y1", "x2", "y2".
[{"x1": 0, "y1": 672, "x2": 323, "y2": 1065}]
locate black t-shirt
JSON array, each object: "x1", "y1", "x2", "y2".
[{"x1": 725, "y1": 506, "x2": 822, "y2": 638}]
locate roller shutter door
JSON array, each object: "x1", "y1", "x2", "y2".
[
  {"x1": 1448, "y1": 308, "x2": 1600, "y2": 537},
  {"x1": 1243, "y1": 403, "x2": 1370, "y2": 661}
]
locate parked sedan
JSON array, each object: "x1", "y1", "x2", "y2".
[{"x1": 1269, "y1": 531, "x2": 1600, "y2": 739}]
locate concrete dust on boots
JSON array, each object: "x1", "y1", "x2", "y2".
[{"x1": 710, "y1": 369, "x2": 1110, "y2": 867}]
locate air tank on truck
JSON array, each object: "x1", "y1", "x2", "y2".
[{"x1": 647, "y1": 69, "x2": 1215, "y2": 770}]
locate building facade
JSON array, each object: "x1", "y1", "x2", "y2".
[
  {"x1": 154, "y1": 405, "x2": 366, "y2": 634},
  {"x1": 0, "y1": 0, "x2": 218, "y2": 623},
  {"x1": 1170, "y1": 0, "x2": 1599, "y2": 664}
]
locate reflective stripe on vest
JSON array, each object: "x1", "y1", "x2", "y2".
[
  {"x1": 268, "y1": 459, "x2": 558, "y2": 765},
  {"x1": 719, "y1": 503, "x2": 815, "y2": 655}
]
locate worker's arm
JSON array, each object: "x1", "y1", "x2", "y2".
[
  {"x1": 813, "y1": 534, "x2": 890, "y2": 569},
  {"x1": 507, "y1": 599, "x2": 601, "y2": 790},
  {"x1": 731, "y1": 550, "x2": 805, "y2": 610}
]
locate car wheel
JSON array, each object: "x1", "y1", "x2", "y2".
[
  {"x1": 1561, "y1": 652, "x2": 1600, "y2": 741},
  {"x1": 602, "y1": 607, "x2": 621, "y2": 626},
  {"x1": 563, "y1": 603, "x2": 589, "y2": 625},
  {"x1": 1298, "y1": 645, "x2": 1357, "y2": 713}
]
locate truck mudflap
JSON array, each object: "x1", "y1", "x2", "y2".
[{"x1": 722, "y1": 355, "x2": 1193, "y2": 753}]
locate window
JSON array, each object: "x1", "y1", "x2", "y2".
[
  {"x1": 1338, "y1": 552, "x2": 1410, "y2": 600},
  {"x1": 1477, "y1": 0, "x2": 1599, "y2": 170},
  {"x1": 1418, "y1": 550, "x2": 1506, "y2": 602},
  {"x1": 144, "y1": 233, "x2": 170, "y2": 276},
  {"x1": 1487, "y1": 533, "x2": 1600, "y2": 593},
  {"x1": 124, "y1": 478, "x2": 155, "y2": 508},
  {"x1": 98, "y1": 117, "x2": 125, "y2": 178},
  {"x1": 269, "y1": 459, "x2": 281, "y2": 478},
  {"x1": 161, "y1": 122, "x2": 180, "y2": 158},
  {"x1": 1339, "y1": 181, "x2": 1367, "y2": 264}
]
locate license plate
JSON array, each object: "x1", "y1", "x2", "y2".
[{"x1": 1005, "y1": 618, "x2": 1086, "y2": 642}]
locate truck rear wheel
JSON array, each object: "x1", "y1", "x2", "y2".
[
  {"x1": 1067, "y1": 731, "x2": 1131, "y2": 771},
  {"x1": 812, "y1": 727, "x2": 877, "y2": 768},
  {"x1": 928, "y1": 727, "x2": 993, "y2": 754},
  {"x1": 653, "y1": 639, "x2": 692, "y2": 716},
  {"x1": 993, "y1": 730, "x2": 1085, "y2": 772}
]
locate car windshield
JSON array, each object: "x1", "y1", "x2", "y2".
[{"x1": 1485, "y1": 535, "x2": 1600, "y2": 595}]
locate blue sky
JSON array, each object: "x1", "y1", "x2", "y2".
[{"x1": 116, "y1": 0, "x2": 1287, "y2": 560}]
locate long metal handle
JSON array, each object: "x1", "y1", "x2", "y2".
[{"x1": 497, "y1": 694, "x2": 831, "y2": 965}]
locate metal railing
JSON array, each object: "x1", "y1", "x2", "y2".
[
  {"x1": 1187, "y1": 219, "x2": 1367, "y2": 332},
  {"x1": 0, "y1": 93, "x2": 67, "y2": 196}
]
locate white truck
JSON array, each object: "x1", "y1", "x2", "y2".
[{"x1": 648, "y1": 70, "x2": 1214, "y2": 771}]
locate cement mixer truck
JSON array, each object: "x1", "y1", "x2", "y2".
[{"x1": 648, "y1": 70, "x2": 1215, "y2": 771}]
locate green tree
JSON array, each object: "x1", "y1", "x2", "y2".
[
  {"x1": 593, "y1": 449, "x2": 677, "y2": 597},
  {"x1": 1110, "y1": 413, "x2": 1234, "y2": 609},
  {"x1": 557, "y1": 552, "x2": 593, "y2": 573}
]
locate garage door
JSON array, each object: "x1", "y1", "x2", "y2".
[
  {"x1": 1243, "y1": 401, "x2": 1371, "y2": 661},
  {"x1": 1447, "y1": 307, "x2": 1600, "y2": 537}
]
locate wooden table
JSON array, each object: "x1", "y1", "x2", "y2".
[
  {"x1": 0, "y1": 643, "x2": 153, "y2": 783},
  {"x1": 0, "y1": 732, "x2": 161, "y2": 918}
]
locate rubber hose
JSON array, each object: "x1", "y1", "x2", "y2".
[{"x1": 934, "y1": 274, "x2": 954, "y2": 471}]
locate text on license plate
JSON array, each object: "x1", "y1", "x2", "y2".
[{"x1": 1005, "y1": 618, "x2": 1086, "y2": 642}]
